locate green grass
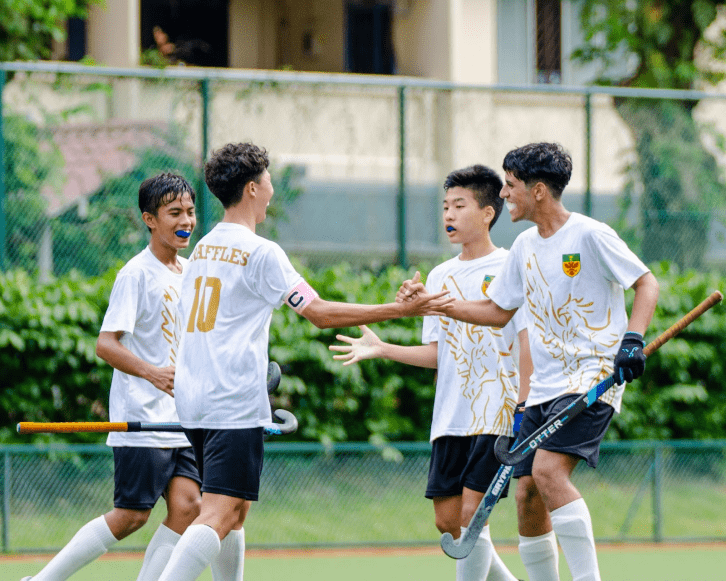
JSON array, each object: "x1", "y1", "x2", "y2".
[{"x1": 6, "y1": 545, "x2": 726, "y2": 581}]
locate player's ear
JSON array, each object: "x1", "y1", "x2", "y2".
[{"x1": 142, "y1": 211, "x2": 156, "y2": 230}]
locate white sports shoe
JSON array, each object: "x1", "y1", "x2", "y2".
[{"x1": 21, "y1": 577, "x2": 33, "y2": 580}]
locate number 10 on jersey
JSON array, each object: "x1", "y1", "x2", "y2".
[{"x1": 187, "y1": 276, "x2": 221, "y2": 332}]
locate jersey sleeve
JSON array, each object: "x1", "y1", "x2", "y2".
[
  {"x1": 254, "y1": 242, "x2": 305, "y2": 308},
  {"x1": 100, "y1": 271, "x2": 141, "y2": 334},
  {"x1": 589, "y1": 227, "x2": 649, "y2": 289},
  {"x1": 486, "y1": 242, "x2": 525, "y2": 311}
]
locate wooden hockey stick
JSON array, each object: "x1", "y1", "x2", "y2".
[{"x1": 18, "y1": 409, "x2": 298, "y2": 436}]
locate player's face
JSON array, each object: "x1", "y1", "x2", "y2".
[
  {"x1": 254, "y1": 169, "x2": 274, "y2": 224},
  {"x1": 442, "y1": 186, "x2": 490, "y2": 244},
  {"x1": 151, "y1": 192, "x2": 196, "y2": 250},
  {"x1": 500, "y1": 172, "x2": 533, "y2": 222}
]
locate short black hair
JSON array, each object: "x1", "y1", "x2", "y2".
[
  {"x1": 138, "y1": 173, "x2": 195, "y2": 215},
  {"x1": 444, "y1": 165, "x2": 504, "y2": 230},
  {"x1": 204, "y1": 142, "x2": 270, "y2": 208},
  {"x1": 502, "y1": 142, "x2": 572, "y2": 199}
]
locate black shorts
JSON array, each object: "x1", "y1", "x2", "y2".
[
  {"x1": 113, "y1": 446, "x2": 200, "y2": 510},
  {"x1": 426, "y1": 434, "x2": 509, "y2": 500},
  {"x1": 184, "y1": 428, "x2": 264, "y2": 501},
  {"x1": 513, "y1": 394, "x2": 615, "y2": 479}
]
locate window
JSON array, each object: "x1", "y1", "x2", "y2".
[
  {"x1": 345, "y1": 2, "x2": 395, "y2": 75},
  {"x1": 535, "y1": 0, "x2": 562, "y2": 84}
]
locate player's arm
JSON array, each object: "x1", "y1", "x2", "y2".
[
  {"x1": 395, "y1": 271, "x2": 515, "y2": 327},
  {"x1": 329, "y1": 325, "x2": 438, "y2": 368},
  {"x1": 517, "y1": 328, "x2": 532, "y2": 403},
  {"x1": 626, "y1": 271, "x2": 660, "y2": 336},
  {"x1": 285, "y1": 280, "x2": 453, "y2": 329},
  {"x1": 96, "y1": 331, "x2": 175, "y2": 396}
]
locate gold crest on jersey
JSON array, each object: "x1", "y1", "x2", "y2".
[
  {"x1": 562, "y1": 254, "x2": 581, "y2": 277},
  {"x1": 482, "y1": 275, "x2": 495, "y2": 295}
]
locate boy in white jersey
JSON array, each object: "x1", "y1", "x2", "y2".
[
  {"x1": 21, "y1": 174, "x2": 202, "y2": 581},
  {"x1": 398, "y1": 143, "x2": 659, "y2": 581},
  {"x1": 330, "y1": 165, "x2": 529, "y2": 581},
  {"x1": 156, "y1": 142, "x2": 452, "y2": 581}
]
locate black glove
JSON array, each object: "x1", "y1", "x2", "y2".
[
  {"x1": 513, "y1": 400, "x2": 526, "y2": 435},
  {"x1": 613, "y1": 332, "x2": 646, "y2": 385}
]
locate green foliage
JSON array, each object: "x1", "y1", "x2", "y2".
[
  {"x1": 3, "y1": 113, "x2": 64, "y2": 270},
  {"x1": 0, "y1": 268, "x2": 116, "y2": 444},
  {"x1": 573, "y1": 0, "x2": 726, "y2": 90},
  {"x1": 2, "y1": 261, "x2": 725, "y2": 445},
  {"x1": 610, "y1": 263, "x2": 726, "y2": 440},
  {"x1": 0, "y1": 0, "x2": 101, "y2": 61},
  {"x1": 572, "y1": 0, "x2": 726, "y2": 269}
]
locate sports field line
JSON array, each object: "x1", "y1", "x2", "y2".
[{"x1": 3, "y1": 540, "x2": 725, "y2": 562}]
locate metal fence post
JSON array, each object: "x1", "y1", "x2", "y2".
[
  {"x1": 397, "y1": 85, "x2": 407, "y2": 269},
  {"x1": 584, "y1": 91, "x2": 592, "y2": 218},
  {"x1": 652, "y1": 443, "x2": 663, "y2": 542},
  {"x1": 199, "y1": 77, "x2": 213, "y2": 236},
  {"x1": 2, "y1": 450, "x2": 9, "y2": 552},
  {"x1": 0, "y1": 69, "x2": 5, "y2": 271}
]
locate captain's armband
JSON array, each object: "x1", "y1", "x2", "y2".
[{"x1": 284, "y1": 280, "x2": 319, "y2": 314}]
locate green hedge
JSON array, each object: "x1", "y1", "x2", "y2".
[{"x1": 0, "y1": 261, "x2": 724, "y2": 445}]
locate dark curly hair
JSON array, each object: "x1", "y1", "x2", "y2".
[
  {"x1": 138, "y1": 172, "x2": 195, "y2": 215},
  {"x1": 502, "y1": 142, "x2": 572, "y2": 199},
  {"x1": 204, "y1": 142, "x2": 270, "y2": 208},
  {"x1": 443, "y1": 165, "x2": 504, "y2": 230}
]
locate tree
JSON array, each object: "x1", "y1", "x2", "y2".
[
  {"x1": 0, "y1": 0, "x2": 100, "y2": 61},
  {"x1": 573, "y1": 1, "x2": 726, "y2": 269}
]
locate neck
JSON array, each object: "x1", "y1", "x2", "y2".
[
  {"x1": 148, "y1": 239, "x2": 180, "y2": 272},
  {"x1": 222, "y1": 203, "x2": 256, "y2": 233},
  {"x1": 534, "y1": 200, "x2": 571, "y2": 239},
  {"x1": 459, "y1": 237, "x2": 497, "y2": 261}
]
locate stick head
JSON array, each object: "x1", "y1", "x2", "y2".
[
  {"x1": 269, "y1": 409, "x2": 298, "y2": 435},
  {"x1": 440, "y1": 531, "x2": 472, "y2": 559},
  {"x1": 494, "y1": 435, "x2": 517, "y2": 465},
  {"x1": 267, "y1": 361, "x2": 281, "y2": 395}
]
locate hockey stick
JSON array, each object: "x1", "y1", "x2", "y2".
[
  {"x1": 494, "y1": 290, "x2": 723, "y2": 466},
  {"x1": 17, "y1": 409, "x2": 299, "y2": 436},
  {"x1": 18, "y1": 360, "x2": 294, "y2": 436},
  {"x1": 440, "y1": 458, "x2": 516, "y2": 559}
]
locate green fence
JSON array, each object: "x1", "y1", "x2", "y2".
[
  {"x1": 1, "y1": 62, "x2": 725, "y2": 277},
  {"x1": 1, "y1": 440, "x2": 724, "y2": 553}
]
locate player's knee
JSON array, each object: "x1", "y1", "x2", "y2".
[
  {"x1": 434, "y1": 513, "x2": 460, "y2": 536},
  {"x1": 515, "y1": 477, "x2": 541, "y2": 510},
  {"x1": 116, "y1": 509, "x2": 151, "y2": 534}
]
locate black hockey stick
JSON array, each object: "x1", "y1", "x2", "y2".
[
  {"x1": 494, "y1": 290, "x2": 723, "y2": 466},
  {"x1": 440, "y1": 458, "x2": 516, "y2": 559}
]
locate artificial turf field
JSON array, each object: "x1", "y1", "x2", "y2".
[{"x1": 4, "y1": 543, "x2": 726, "y2": 581}]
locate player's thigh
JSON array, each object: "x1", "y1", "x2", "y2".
[
  {"x1": 113, "y1": 447, "x2": 176, "y2": 510},
  {"x1": 432, "y1": 495, "x2": 463, "y2": 535},
  {"x1": 184, "y1": 427, "x2": 264, "y2": 501},
  {"x1": 425, "y1": 436, "x2": 474, "y2": 500}
]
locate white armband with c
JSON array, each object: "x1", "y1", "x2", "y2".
[{"x1": 284, "y1": 280, "x2": 319, "y2": 313}]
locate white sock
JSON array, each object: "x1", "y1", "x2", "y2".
[
  {"x1": 32, "y1": 515, "x2": 118, "y2": 581},
  {"x1": 211, "y1": 528, "x2": 245, "y2": 581},
  {"x1": 518, "y1": 531, "x2": 560, "y2": 581},
  {"x1": 136, "y1": 524, "x2": 181, "y2": 581},
  {"x1": 550, "y1": 499, "x2": 600, "y2": 581},
  {"x1": 158, "y1": 524, "x2": 221, "y2": 581},
  {"x1": 456, "y1": 525, "x2": 493, "y2": 581},
  {"x1": 487, "y1": 545, "x2": 519, "y2": 581}
]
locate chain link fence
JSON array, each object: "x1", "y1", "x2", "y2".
[
  {"x1": 1, "y1": 63, "x2": 726, "y2": 278},
  {"x1": 1, "y1": 440, "x2": 724, "y2": 552}
]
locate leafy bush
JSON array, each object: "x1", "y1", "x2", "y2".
[{"x1": 1, "y1": 261, "x2": 724, "y2": 445}]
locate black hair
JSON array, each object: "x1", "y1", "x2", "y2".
[
  {"x1": 204, "y1": 142, "x2": 270, "y2": 208},
  {"x1": 138, "y1": 173, "x2": 195, "y2": 216},
  {"x1": 444, "y1": 165, "x2": 504, "y2": 230},
  {"x1": 502, "y1": 142, "x2": 572, "y2": 199}
]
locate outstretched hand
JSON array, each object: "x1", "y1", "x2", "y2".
[{"x1": 329, "y1": 325, "x2": 383, "y2": 365}]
